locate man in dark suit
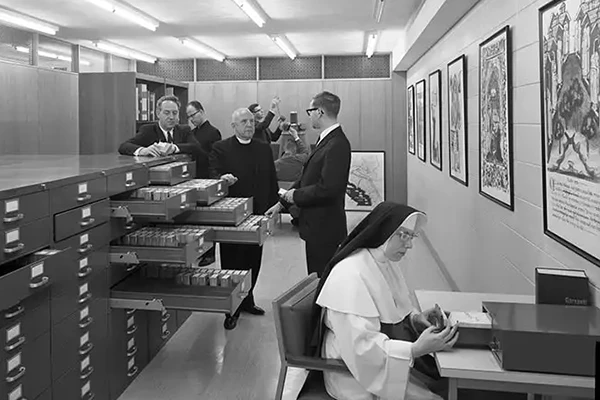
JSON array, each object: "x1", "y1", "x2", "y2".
[
  {"x1": 118, "y1": 95, "x2": 202, "y2": 157},
  {"x1": 248, "y1": 96, "x2": 284, "y2": 143},
  {"x1": 209, "y1": 107, "x2": 279, "y2": 330},
  {"x1": 266, "y1": 91, "x2": 351, "y2": 277},
  {"x1": 186, "y1": 100, "x2": 222, "y2": 178}
]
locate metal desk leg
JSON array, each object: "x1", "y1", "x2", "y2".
[{"x1": 448, "y1": 378, "x2": 458, "y2": 400}]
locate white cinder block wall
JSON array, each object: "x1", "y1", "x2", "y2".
[{"x1": 406, "y1": 0, "x2": 600, "y2": 304}]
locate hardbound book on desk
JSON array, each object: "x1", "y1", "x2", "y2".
[
  {"x1": 447, "y1": 311, "x2": 492, "y2": 347},
  {"x1": 535, "y1": 267, "x2": 590, "y2": 306},
  {"x1": 483, "y1": 301, "x2": 600, "y2": 377}
]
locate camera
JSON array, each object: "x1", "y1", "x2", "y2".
[{"x1": 280, "y1": 111, "x2": 306, "y2": 132}]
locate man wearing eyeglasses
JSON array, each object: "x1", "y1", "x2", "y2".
[
  {"x1": 266, "y1": 91, "x2": 351, "y2": 277},
  {"x1": 186, "y1": 101, "x2": 222, "y2": 179},
  {"x1": 118, "y1": 95, "x2": 202, "y2": 158},
  {"x1": 248, "y1": 96, "x2": 284, "y2": 143}
]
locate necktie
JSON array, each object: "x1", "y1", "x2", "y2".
[{"x1": 167, "y1": 131, "x2": 173, "y2": 143}]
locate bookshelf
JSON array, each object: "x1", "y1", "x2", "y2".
[{"x1": 79, "y1": 72, "x2": 189, "y2": 154}]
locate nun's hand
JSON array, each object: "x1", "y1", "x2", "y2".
[
  {"x1": 409, "y1": 312, "x2": 432, "y2": 335},
  {"x1": 411, "y1": 324, "x2": 459, "y2": 358}
]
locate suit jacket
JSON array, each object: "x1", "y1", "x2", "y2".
[
  {"x1": 118, "y1": 123, "x2": 202, "y2": 156},
  {"x1": 191, "y1": 120, "x2": 222, "y2": 178},
  {"x1": 254, "y1": 111, "x2": 282, "y2": 143},
  {"x1": 291, "y1": 126, "x2": 351, "y2": 244}
]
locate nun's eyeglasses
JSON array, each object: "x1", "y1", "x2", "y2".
[{"x1": 397, "y1": 230, "x2": 418, "y2": 241}]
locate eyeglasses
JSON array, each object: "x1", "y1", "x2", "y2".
[
  {"x1": 305, "y1": 107, "x2": 319, "y2": 116},
  {"x1": 187, "y1": 110, "x2": 200, "y2": 120},
  {"x1": 397, "y1": 230, "x2": 419, "y2": 241}
]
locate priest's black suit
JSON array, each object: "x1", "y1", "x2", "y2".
[{"x1": 209, "y1": 136, "x2": 279, "y2": 317}]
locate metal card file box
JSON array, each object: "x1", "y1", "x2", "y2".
[
  {"x1": 148, "y1": 161, "x2": 196, "y2": 186},
  {"x1": 483, "y1": 301, "x2": 600, "y2": 377},
  {"x1": 174, "y1": 197, "x2": 253, "y2": 226},
  {"x1": 174, "y1": 215, "x2": 273, "y2": 245},
  {"x1": 174, "y1": 179, "x2": 228, "y2": 206}
]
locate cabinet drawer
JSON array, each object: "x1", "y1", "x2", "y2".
[
  {"x1": 53, "y1": 345, "x2": 108, "y2": 400},
  {"x1": 50, "y1": 177, "x2": 107, "y2": 215},
  {"x1": 110, "y1": 237, "x2": 212, "y2": 267},
  {"x1": 55, "y1": 223, "x2": 111, "y2": 262},
  {"x1": 175, "y1": 215, "x2": 273, "y2": 245},
  {"x1": 174, "y1": 197, "x2": 252, "y2": 226},
  {"x1": 51, "y1": 247, "x2": 108, "y2": 296},
  {"x1": 51, "y1": 269, "x2": 108, "y2": 325},
  {"x1": 174, "y1": 179, "x2": 227, "y2": 206},
  {"x1": 107, "y1": 167, "x2": 149, "y2": 197},
  {"x1": 149, "y1": 161, "x2": 196, "y2": 186},
  {"x1": 51, "y1": 299, "x2": 107, "y2": 380},
  {"x1": 54, "y1": 199, "x2": 109, "y2": 242},
  {"x1": 110, "y1": 188, "x2": 195, "y2": 222},
  {"x1": 110, "y1": 269, "x2": 251, "y2": 315},
  {"x1": 0, "y1": 332, "x2": 51, "y2": 400},
  {"x1": 0, "y1": 191, "x2": 49, "y2": 232},
  {"x1": 0, "y1": 247, "x2": 67, "y2": 310},
  {"x1": 0, "y1": 218, "x2": 50, "y2": 265},
  {"x1": 0, "y1": 291, "x2": 50, "y2": 353},
  {"x1": 147, "y1": 308, "x2": 177, "y2": 359},
  {"x1": 109, "y1": 218, "x2": 139, "y2": 243}
]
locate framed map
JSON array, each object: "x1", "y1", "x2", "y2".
[
  {"x1": 448, "y1": 54, "x2": 469, "y2": 186},
  {"x1": 345, "y1": 151, "x2": 385, "y2": 211},
  {"x1": 416, "y1": 79, "x2": 427, "y2": 162},
  {"x1": 429, "y1": 69, "x2": 443, "y2": 170},
  {"x1": 408, "y1": 85, "x2": 416, "y2": 155}
]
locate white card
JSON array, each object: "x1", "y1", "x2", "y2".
[
  {"x1": 80, "y1": 233, "x2": 89, "y2": 245},
  {"x1": 81, "y1": 355, "x2": 90, "y2": 372},
  {"x1": 128, "y1": 357, "x2": 135, "y2": 370},
  {"x1": 80, "y1": 332, "x2": 89, "y2": 347},
  {"x1": 162, "y1": 323, "x2": 167, "y2": 334},
  {"x1": 217, "y1": 183, "x2": 222, "y2": 191},
  {"x1": 127, "y1": 338, "x2": 135, "y2": 350},
  {"x1": 82, "y1": 381, "x2": 91, "y2": 397},
  {"x1": 127, "y1": 316, "x2": 134, "y2": 328},
  {"x1": 126, "y1": 172, "x2": 133, "y2": 181},
  {"x1": 78, "y1": 183, "x2": 88, "y2": 194},
  {"x1": 6, "y1": 323, "x2": 20, "y2": 343},
  {"x1": 9, "y1": 385, "x2": 21, "y2": 400},
  {"x1": 183, "y1": 165, "x2": 188, "y2": 173},
  {"x1": 79, "y1": 283, "x2": 89, "y2": 296},
  {"x1": 7, "y1": 352, "x2": 21, "y2": 373},
  {"x1": 198, "y1": 237, "x2": 204, "y2": 248},
  {"x1": 5, "y1": 228, "x2": 19, "y2": 244},
  {"x1": 82, "y1": 207, "x2": 91, "y2": 219},
  {"x1": 80, "y1": 306, "x2": 89, "y2": 320},
  {"x1": 182, "y1": 193, "x2": 187, "y2": 203},
  {"x1": 80, "y1": 257, "x2": 88, "y2": 269},
  {"x1": 5, "y1": 199, "x2": 18, "y2": 213},
  {"x1": 31, "y1": 262, "x2": 44, "y2": 279}
]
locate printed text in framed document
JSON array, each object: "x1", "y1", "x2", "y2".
[
  {"x1": 345, "y1": 151, "x2": 386, "y2": 211},
  {"x1": 429, "y1": 69, "x2": 443, "y2": 170},
  {"x1": 539, "y1": 0, "x2": 600, "y2": 267},
  {"x1": 479, "y1": 25, "x2": 514, "y2": 210},
  {"x1": 448, "y1": 54, "x2": 469, "y2": 186},
  {"x1": 416, "y1": 79, "x2": 427, "y2": 162},
  {"x1": 408, "y1": 85, "x2": 416, "y2": 155}
]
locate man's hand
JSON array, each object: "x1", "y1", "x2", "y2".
[
  {"x1": 220, "y1": 174, "x2": 238, "y2": 186},
  {"x1": 265, "y1": 202, "x2": 283, "y2": 218},
  {"x1": 270, "y1": 96, "x2": 281, "y2": 112},
  {"x1": 137, "y1": 146, "x2": 161, "y2": 157},
  {"x1": 281, "y1": 188, "x2": 295, "y2": 204},
  {"x1": 289, "y1": 127, "x2": 300, "y2": 141}
]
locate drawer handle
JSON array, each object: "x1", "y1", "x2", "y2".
[
  {"x1": 4, "y1": 242, "x2": 25, "y2": 254},
  {"x1": 5, "y1": 305, "x2": 25, "y2": 319},
  {"x1": 5, "y1": 366, "x2": 26, "y2": 383},
  {"x1": 78, "y1": 243, "x2": 94, "y2": 254},
  {"x1": 127, "y1": 366, "x2": 139, "y2": 378},
  {"x1": 126, "y1": 325, "x2": 138, "y2": 335},
  {"x1": 181, "y1": 172, "x2": 190, "y2": 178},
  {"x1": 79, "y1": 316, "x2": 94, "y2": 329},
  {"x1": 83, "y1": 392, "x2": 95, "y2": 400},
  {"x1": 78, "y1": 293, "x2": 92, "y2": 305},
  {"x1": 29, "y1": 276, "x2": 49, "y2": 289},
  {"x1": 161, "y1": 313, "x2": 171, "y2": 323},
  {"x1": 79, "y1": 341, "x2": 94, "y2": 356},
  {"x1": 126, "y1": 309, "x2": 136, "y2": 316},
  {"x1": 80, "y1": 217, "x2": 96, "y2": 227},
  {"x1": 125, "y1": 180, "x2": 136, "y2": 188},
  {"x1": 180, "y1": 203, "x2": 192, "y2": 210},
  {"x1": 80, "y1": 365, "x2": 94, "y2": 380},
  {"x1": 78, "y1": 267, "x2": 93, "y2": 279},
  {"x1": 126, "y1": 345, "x2": 138, "y2": 357},
  {"x1": 5, "y1": 336, "x2": 25, "y2": 352},
  {"x1": 161, "y1": 330, "x2": 171, "y2": 340},
  {"x1": 77, "y1": 193, "x2": 92, "y2": 202},
  {"x1": 3, "y1": 213, "x2": 24, "y2": 223},
  {"x1": 126, "y1": 264, "x2": 138, "y2": 273}
]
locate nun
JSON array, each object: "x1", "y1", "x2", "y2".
[{"x1": 306, "y1": 202, "x2": 458, "y2": 400}]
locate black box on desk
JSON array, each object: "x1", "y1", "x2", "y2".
[
  {"x1": 483, "y1": 301, "x2": 600, "y2": 377},
  {"x1": 535, "y1": 267, "x2": 590, "y2": 306}
]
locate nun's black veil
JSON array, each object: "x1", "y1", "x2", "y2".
[{"x1": 305, "y1": 201, "x2": 421, "y2": 357}]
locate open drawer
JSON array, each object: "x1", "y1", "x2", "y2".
[
  {"x1": 173, "y1": 197, "x2": 252, "y2": 226},
  {"x1": 174, "y1": 179, "x2": 228, "y2": 206},
  {"x1": 109, "y1": 269, "x2": 251, "y2": 314},
  {"x1": 110, "y1": 187, "x2": 196, "y2": 222},
  {"x1": 172, "y1": 215, "x2": 274, "y2": 245},
  {"x1": 149, "y1": 161, "x2": 196, "y2": 186}
]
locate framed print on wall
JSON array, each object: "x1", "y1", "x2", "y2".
[
  {"x1": 448, "y1": 54, "x2": 468, "y2": 186},
  {"x1": 429, "y1": 69, "x2": 443, "y2": 171},
  {"x1": 345, "y1": 151, "x2": 386, "y2": 211},
  {"x1": 415, "y1": 79, "x2": 427, "y2": 162},
  {"x1": 407, "y1": 85, "x2": 416, "y2": 155},
  {"x1": 539, "y1": 0, "x2": 600, "y2": 268},
  {"x1": 479, "y1": 25, "x2": 514, "y2": 210}
]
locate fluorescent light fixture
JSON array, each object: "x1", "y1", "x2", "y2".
[
  {"x1": 373, "y1": 0, "x2": 385, "y2": 23},
  {"x1": 232, "y1": 0, "x2": 265, "y2": 27},
  {"x1": 272, "y1": 36, "x2": 296, "y2": 60},
  {"x1": 15, "y1": 45, "x2": 91, "y2": 66},
  {"x1": 366, "y1": 32, "x2": 378, "y2": 58},
  {"x1": 82, "y1": 0, "x2": 159, "y2": 31},
  {"x1": 93, "y1": 40, "x2": 157, "y2": 64},
  {"x1": 0, "y1": 8, "x2": 59, "y2": 35},
  {"x1": 180, "y1": 38, "x2": 225, "y2": 62}
]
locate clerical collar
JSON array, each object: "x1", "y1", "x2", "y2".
[{"x1": 236, "y1": 136, "x2": 251, "y2": 145}]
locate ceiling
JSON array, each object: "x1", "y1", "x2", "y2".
[{"x1": 0, "y1": 0, "x2": 424, "y2": 60}]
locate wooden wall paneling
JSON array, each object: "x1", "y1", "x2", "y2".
[
  {"x1": 79, "y1": 73, "x2": 107, "y2": 154},
  {"x1": 322, "y1": 80, "x2": 362, "y2": 149},
  {"x1": 358, "y1": 80, "x2": 391, "y2": 150},
  {"x1": 190, "y1": 82, "x2": 258, "y2": 138},
  {"x1": 38, "y1": 68, "x2": 79, "y2": 155},
  {"x1": 256, "y1": 80, "x2": 324, "y2": 145},
  {"x1": 107, "y1": 72, "x2": 136, "y2": 151},
  {"x1": 391, "y1": 72, "x2": 408, "y2": 203}
]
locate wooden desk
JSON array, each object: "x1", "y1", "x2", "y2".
[{"x1": 415, "y1": 290, "x2": 596, "y2": 399}]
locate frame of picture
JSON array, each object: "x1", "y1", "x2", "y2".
[
  {"x1": 415, "y1": 79, "x2": 427, "y2": 162},
  {"x1": 345, "y1": 150, "x2": 386, "y2": 212},
  {"x1": 407, "y1": 85, "x2": 416, "y2": 155},
  {"x1": 447, "y1": 54, "x2": 469, "y2": 186},
  {"x1": 538, "y1": 0, "x2": 600, "y2": 267},
  {"x1": 478, "y1": 25, "x2": 514, "y2": 210},
  {"x1": 429, "y1": 69, "x2": 443, "y2": 171}
]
